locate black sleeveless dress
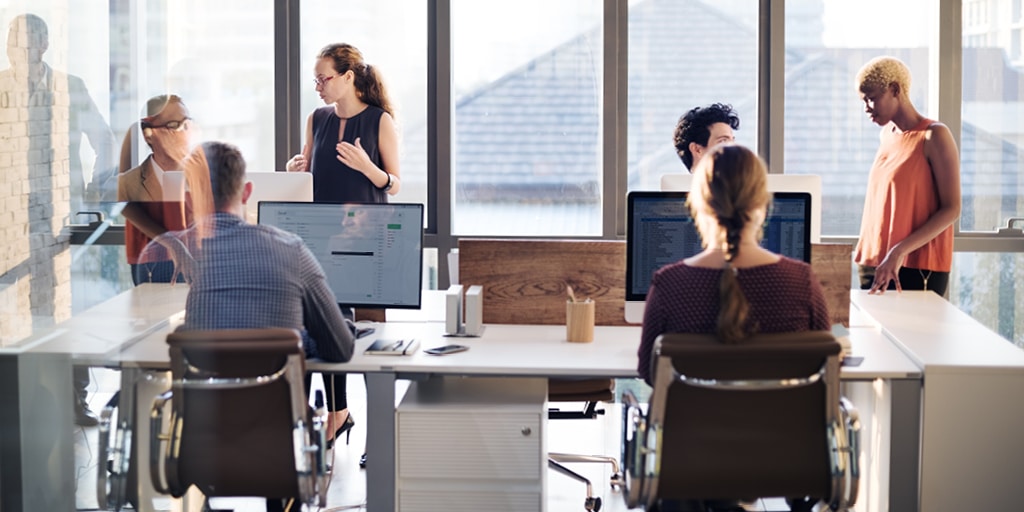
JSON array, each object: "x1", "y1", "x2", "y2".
[{"x1": 309, "y1": 104, "x2": 388, "y2": 203}]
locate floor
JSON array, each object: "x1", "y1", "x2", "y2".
[{"x1": 75, "y1": 370, "x2": 796, "y2": 512}]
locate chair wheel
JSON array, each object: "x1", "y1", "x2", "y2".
[
  {"x1": 609, "y1": 472, "x2": 624, "y2": 490},
  {"x1": 786, "y1": 496, "x2": 817, "y2": 512},
  {"x1": 584, "y1": 496, "x2": 602, "y2": 511}
]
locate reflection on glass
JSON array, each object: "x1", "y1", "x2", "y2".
[
  {"x1": 784, "y1": 0, "x2": 933, "y2": 237},
  {"x1": 950, "y1": 252, "x2": 1023, "y2": 348},
  {"x1": 452, "y1": 0, "x2": 602, "y2": 236},
  {"x1": 109, "y1": 2, "x2": 275, "y2": 171},
  {"x1": 627, "y1": 0, "x2": 758, "y2": 192},
  {"x1": 962, "y1": 0, "x2": 1024, "y2": 232}
]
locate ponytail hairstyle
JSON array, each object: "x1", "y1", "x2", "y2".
[
  {"x1": 686, "y1": 144, "x2": 770, "y2": 343},
  {"x1": 318, "y1": 43, "x2": 395, "y2": 118}
]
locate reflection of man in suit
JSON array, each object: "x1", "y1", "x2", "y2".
[
  {"x1": 118, "y1": 95, "x2": 191, "y2": 285},
  {"x1": 2, "y1": 13, "x2": 117, "y2": 214},
  {"x1": 2, "y1": 13, "x2": 116, "y2": 427}
]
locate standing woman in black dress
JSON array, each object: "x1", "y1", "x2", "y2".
[{"x1": 286, "y1": 42, "x2": 401, "y2": 454}]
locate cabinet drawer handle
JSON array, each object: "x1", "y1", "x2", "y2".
[{"x1": 521, "y1": 427, "x2": 532, "y2": 436}]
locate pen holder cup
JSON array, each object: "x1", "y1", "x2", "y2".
[{"x1": 566, "y1": 300, "x2": 595, "y2": 343}]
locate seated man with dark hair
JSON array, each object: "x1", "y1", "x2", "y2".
[
  {"x1": 146, "y1": 141, "x2": 355, "y2": 511},
  {"x1": 673, "y1": 103, "x2": 740, "y2": 172}
]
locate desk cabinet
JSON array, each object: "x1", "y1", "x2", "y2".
[{"x1": 396, "y1": 376, "x2": 548, "y2": 512}]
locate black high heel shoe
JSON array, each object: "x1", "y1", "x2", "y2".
[{"x1": 325, "y1": 413, "x2": 355, "y2": 449}]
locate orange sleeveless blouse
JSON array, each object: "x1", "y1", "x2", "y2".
[{"x1": 854, "y1": 118, "x2": 953, "y2": 272}]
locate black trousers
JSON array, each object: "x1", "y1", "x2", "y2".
[{"x1": 858, "y1": 265, "x2": 950, "y2": 296}]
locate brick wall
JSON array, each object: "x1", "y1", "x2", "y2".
[{"x1": 0, "y1": 69, "x2": 73, "y2": 345}]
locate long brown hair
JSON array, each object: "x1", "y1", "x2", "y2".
[
  {"x1": 318, "y1": 43, "x2": 394, "y2": 118},
  {"x1": 687, "y1": 144, "x2": 769, "y2": 343}
]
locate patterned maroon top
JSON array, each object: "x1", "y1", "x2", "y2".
[{"x1": 638, "y1": 256, "x2": 831, "y2": 383}]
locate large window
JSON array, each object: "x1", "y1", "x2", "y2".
[
  {"x1": 783, "y1": 0, "x2": 934, "y2": 238},
  {"x1": 961, "y1": 0, "x2": 1024, "y2": 234},
  {"x1": 451, "y1": 0, "x2": 603, "y2": 236},
  {"x1": 957, "y1": 0, "x2": 1024, "y2": 345},
  {"x1": 298, "y1": 0, "x2": 428, "y2": 209},
  {"x1": 627, "y1": 0, "x2": 759, "y2": 191}
]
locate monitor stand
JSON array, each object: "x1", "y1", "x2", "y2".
[{"x1": 624, "y1": 301, "x2": 645, "y2": 324}]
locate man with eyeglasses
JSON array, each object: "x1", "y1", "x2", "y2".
[{"x1": 118, "y1": 94, "x2": 192, "y2": 285}]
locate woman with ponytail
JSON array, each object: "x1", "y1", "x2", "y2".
[
  {"x1": 637, "y1": 144, "x2": 831, "y2": 385},
  {"x1": 285, "y1": 43, "x2": 402, "y2": 456}
]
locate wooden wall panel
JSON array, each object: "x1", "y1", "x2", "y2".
[
  {"x1": 810, "y1": 243, "x2": 852, "y2": 327},
  {"x1": 459, "y1": 239, "x2": 628, "y2": 326},
  {"x1": 457, "y1": 239, "x2": 850, "y2": 328}
]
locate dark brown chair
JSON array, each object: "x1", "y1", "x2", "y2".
[
  {"x1": 622, "y1": 331, "x2": 860, "y2": 511},
  {"x1": 148, "y1": 328, "x2": 329, "y2": 509}
]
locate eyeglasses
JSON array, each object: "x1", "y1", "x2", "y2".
[
  {"x1": 313, "y1": 75, "x2": 338, "y2": 87},
  {"x1": 141, "y1": 117, "x2": 190, "y2": 131}
]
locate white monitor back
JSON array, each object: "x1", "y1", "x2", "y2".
[
  {"x1": 660, "y1": 173, "x2": 822, "y2": 243},
  {"x1": 244, "y1": 172, "x2": 313, "y2": 223}
]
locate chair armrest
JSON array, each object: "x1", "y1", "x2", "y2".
[
  {"x1": 621, "y1": 390, "x2": 649, "y2": 509},
  {"x1": 96, "y1": 394, "x2": 124, "y2": 510},
  {"x1": 840, "y1": 396, "x2": 862, "y2": 508},
  {"x1": 149, "y1": 390, "x2": 175, "y2": 496}
]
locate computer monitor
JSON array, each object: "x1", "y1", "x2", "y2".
[
  {"x1": 624, "y1": 190, "x2": 812, "y2": 323},
  {"x1": 660, "y1": 173, "x2": 822, "y2": 243},
  {"x1": 243, "y1": 172, "x2": 313, "y2": 223},
  {"x1": 258, "y1": 201, "x2": 424, "y2": 309}
]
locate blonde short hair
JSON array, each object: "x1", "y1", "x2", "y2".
[{"x1": 856, "y1": 56, "x2": 911, "y2": 96}]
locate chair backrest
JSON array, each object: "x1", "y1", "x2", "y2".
[
  {"x1": 165, "y1": 328, "x2": 308, "y2": 499},
  {"x1": 646, "y1": 330, "x2": 842, "y2": 503}
]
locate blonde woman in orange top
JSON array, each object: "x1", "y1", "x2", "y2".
[{"x1": 854, "y1": 56, "x2": 961, "y2": 295}]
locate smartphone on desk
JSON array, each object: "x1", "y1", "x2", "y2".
[{"x1": 424, "y1": 344, "x2": 468, "y2": 356}]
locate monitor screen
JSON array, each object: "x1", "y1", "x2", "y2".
[
  {"x1": 258, "y1": 201, "x2": 424, "y2": 309},
  {"x1": 624, "y1": 191, "x2": 811, "y2": 323},
  {"x1": 660, "y1": 173, "x2": 822, "y2": 243}
]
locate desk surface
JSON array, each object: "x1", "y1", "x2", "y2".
[
  {"x1": 6, "y1": 284, "x2": 189, "y2": 360},
  {"x1": 28, "y1": 284, "x2": 921, "y2": 381},
  {"x1": 852, "y1": 290, "x2": 1024, "y2": 372}
]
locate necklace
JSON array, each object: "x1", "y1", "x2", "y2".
[{"x1": 919, "y1": 269, "x2": 932, "y2": 291}]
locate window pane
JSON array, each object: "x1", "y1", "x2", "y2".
[
  {"x1": 112, "y1": 2, "x2": 276, "y2": 171},
  {"x1": 299, "y1": 1, "x2": 428, "y2": 212},
  {"x1": 627, "y1": 0, "x2": 758, "y2": 191},
  {"x1": 784, "y1": 0, "x2": 933, "y2": 237},
  {"x1": 452, "y1": 0, "x2": 602, "y2": 236},
  {"x1": 1, "y1": 1, "x2": 127, "y2": 340},
  {"x1": 950, "y1": 252, "x2": 1024, "y2": 348},
  {"x1": 962, "y1": 0, "x2": 1024, "y2": 232}
]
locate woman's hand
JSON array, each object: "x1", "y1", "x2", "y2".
[
  {"x1": 869, "y1": 245, "x2": 908, "y2": 294},
  {"x1": 336, "y1": 137, "x2": 374, "y2": 175},
  {"x1": 285, "y1": 153, "x2": 307, "y2": 172}
]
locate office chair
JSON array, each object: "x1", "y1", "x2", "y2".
[
  {"x1": 548, "y1": 379, "x2": 624, "y2": 512},
  {"x1": 621, "y1": 331, "x2": 860, "y2": 512},
  {"x1": 147, "y1": 328, "x2": 330, "y2": 510}
]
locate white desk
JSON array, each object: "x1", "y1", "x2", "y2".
[
  {"x1": 853, "y1": 291, "x2": 1024, "y2": 511},
  {"x1": 13, "y1": 285, "x2": 922, "y2": 512}
]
